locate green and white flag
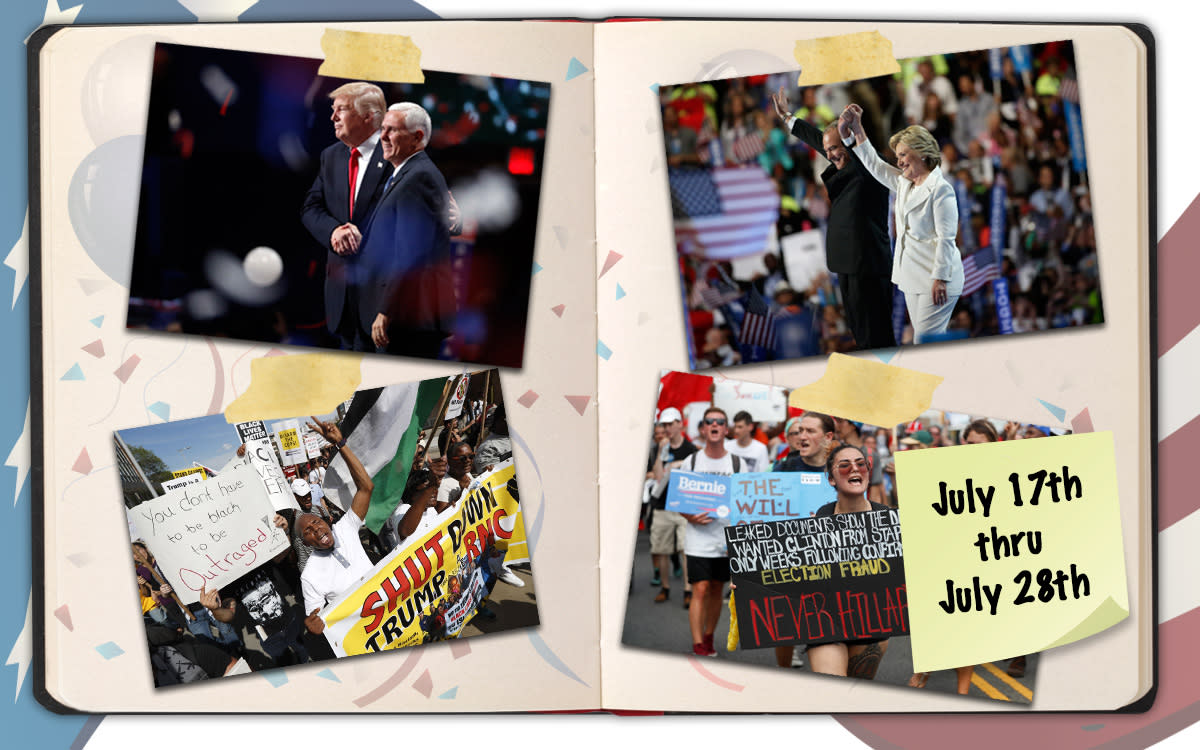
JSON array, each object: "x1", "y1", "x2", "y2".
[{"x1": 322, "y1": 378, "x2": 447, "y2": 533}]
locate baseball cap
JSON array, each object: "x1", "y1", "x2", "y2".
[
  {"x1": 658, "y1": 407, "x2": 683, "y2": 424},
  {"x1": 291, "y1": 478, "x2": 312, "y2": 496}
]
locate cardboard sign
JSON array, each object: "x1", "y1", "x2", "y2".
[
  {"x1": 242, "y1": 438, "x2": 298, "y2": 512},
  {"x1": 273, "y1": 419, "x2": 306, "y2": 465},
  {"x1": 129, "y1": 464, "x2": 291, "y2": 604},
  {"x1": 171, "y1": 466, "x2": 207, "y2": 480},
  {"x1": 162, "y1": 473, "x2": 203, "y2": 492},
  {"x1": 234, "y1": 420, "x2": 269, "y2": 444},
  {"x1": 727, "y1": 509, "x2": 908, "y2": 649}
]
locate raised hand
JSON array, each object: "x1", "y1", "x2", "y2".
[{"x1": 770, "y1": 86, "x2": 792, "y2": 122}]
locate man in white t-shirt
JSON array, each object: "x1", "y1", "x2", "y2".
[
  {"x1": 724, "y1": 410, "x2": 769, "y2": 473},
  {"x1": 299, "y1": 418, "x2": 376, "y2": 635},
  {"x1": 681, "y1": 406, "x2": 745, "y2": 657}
]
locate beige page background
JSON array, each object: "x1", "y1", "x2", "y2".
[
  {"x1": 38, "y1": 21, "x2": 598, "y2": 712},
  {"x1": 595, "y1": 21, "x2": 1151, "y2": 712}
]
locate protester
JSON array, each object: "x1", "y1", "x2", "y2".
[
  {"x1": 774, "y1": 413, "x2": 835, "y2": 472},
  {"x1": 649, "y1": 408, "x2": 698, "y2": 606},
  {"x1": 724, "y1": 410, "x2": 770, "y2": 472}
]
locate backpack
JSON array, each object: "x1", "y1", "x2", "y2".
[{"x1": 680, "y1": 451, "x2": 740, "y2": 473}]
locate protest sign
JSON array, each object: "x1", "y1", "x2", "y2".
[
  {"x1": 712, "y1": 381, "x2": 787, "y2": 424},
  {"x1": 171, "y1": 466, "x2": 207, "y2": 480},
  {"x1": 162, "y1": 473, "x2": 203, "y2": 492},
  {"x1": 234, "y1": 420, "x2": 269, "y2": 444},
  {"x1": 896, "y1": 432, "x2": 1128, "y2": 672},
  {"x1": 273, "y1": 419, "x2": 306, "y2": 465},
  {"x1": 727, "y1": 509, "x2": 907, "y2": 649},
  {"x1": 320, "y1": 461, "x2": 524, "y2": 657},
  {"x1": 129, "y1": 463, "x2": 291, "y2": 604},
  {"x1": 303, "y1": 430, "x2": 323, "y2": 460},
  {"x1": 243, "y1": 438, "x2": 297, "y2": 511},
  {"x1": 665, "y1": 470, "x2": 835, "y2": 524},
  {"x1": 445, "y1": 374, "x2": 470, "y2": 420}
]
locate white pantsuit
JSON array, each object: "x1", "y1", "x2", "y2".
[{"x1": 851, "y1": 139, "x2": 964, "y2": 343}]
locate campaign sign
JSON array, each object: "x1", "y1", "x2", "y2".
[
  {"x1": 664, "y1": 470, "x2": 731, "y2": 516},
  {"x1": 726, "y1": 473, "x2": 836, "y2": 526},
  {"x1": 727, "y1": 508, "x2": 908, "y2": 649}
]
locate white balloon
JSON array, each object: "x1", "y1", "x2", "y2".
[{"x1": 243, "y1": 246, "x2": 283, "y2": 286}]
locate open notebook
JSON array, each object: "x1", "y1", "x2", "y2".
[{"x1": 30, "y1": 20, "x2": 1153, "y2": 713}]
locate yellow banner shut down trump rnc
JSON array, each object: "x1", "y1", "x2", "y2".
[{"x1": 320, "y1": 461, "x2": 527, "y2": 657}]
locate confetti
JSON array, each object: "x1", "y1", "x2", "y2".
[
  {"x1": 552, "y1": 225, "x2": 568, "y2": 249},
  {"x1": 517, "y1": 390, "x2": 539, "y2": 408},
  {"x1": 873, "y1": 348, "x2": 898, "y2": 364},
  {"x1": 72, "y1": 448, "x2": 92, "y2": 475},
  {"x1": 316, "y1": 668, "x2": 341, "y2": 683},
  {"x1": 597, "y1": 340, "x2": 613, "y2": 360},
  {"x1": 94, "y1": 642, "x2": 124, "y2": 660},
  {"x1": 89, "y1": 315, "x2": 104, "y2": 328},
  {"x1": 615, "y1": 284, "x2": 626, "y2": 301},
  {"x1": 565, "y1": 395, "x2": 591, "y2": 416},
  {"x1": 1071, "y1": 408, "x2": 1094, "y2": 434},
  {"x1": 551, "y1": 304, "x2": 565, "y2": 318},
  {"x1": 565, "y1": 57, "x2": 589, "y2": 81},
  {"x1": 82, "y1": 339, "x2": 104, "y2": 358},
  {"x1": 148, "y1": 402, "x2": 170, "y2": 421},
  {"x1": 61, "y1": 364, "x2": 84, "y2": 381},
  {"x1": 449, "y1": 640, "x2": 471, "y2": 659},
  {"x1": 54, "y1": 605, "x2": 73, "y2": 631},
  {"x1": 1038, "y1": 398, "x2": 1067, "y2": 423},
  {"x1": 78, "y1": 279, "x2": 106, "y2": 295},
  {"x1": 114, "y1": 354, "x2": 141, "y2": 383},
  {"x1": 598, "y1": 251, "x2": 623, "y2": 278},
  {"x1": 413, "y1": 669, "x2": 433, "y2": 698},
  {"x1": 439, "y1": 686, "x2": 459, "y2": 699},
  {"x1": 532, "y1": 262, "x2": 543, "y2": 276},
  {"x1": 260, "y1": 670, "x2": 289, "y2": 687}
]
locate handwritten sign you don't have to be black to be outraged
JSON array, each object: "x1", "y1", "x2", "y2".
[
  {"x1": 727, "y1": 508, "x2": 908, "y2": 649},
  {"x1": 129, "y1": 463, "x2": 291, "y2": 604}
]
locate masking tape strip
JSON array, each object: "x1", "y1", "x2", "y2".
[
  {"x1": 318, "y1": 29, "x2": 425, "y2": 84},
  {"x1": 225, "y1": 353, "x2": 362, "y2": 423},
  {"x1": 793, "y1": 31, "x2": 900, "y2": 87},
  {"x1": 788, "y1": 353, "x2": 942, "y2": 428}
]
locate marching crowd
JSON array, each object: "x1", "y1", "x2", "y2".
[
  {"x1": 136, "y1": 402, "x2": 522, "y2": 686},
  {"x1": 640, "y1": 402, "x2": 1055, "y2": 686}
]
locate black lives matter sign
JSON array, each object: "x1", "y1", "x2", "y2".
[{"x1": 726, "y1": 509, "x2": 908, "y2": 648}]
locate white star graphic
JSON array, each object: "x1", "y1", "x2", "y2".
[
  {"x1": 3, "y1": 210, "x2": 28, "y2": 309},
  {"x1": 176, "y1": 0, "x2": 260, "y2": 22},
  {"x1": 4, "y1": 404, "x2": 30, "y2": 507},
  {"x1": 24, "y1": 0, "x2": 83, "y2": 44}
]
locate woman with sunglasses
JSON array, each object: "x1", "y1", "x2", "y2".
[{"x1": 806, "y1": 444, "x2": 894, "y2": 679}]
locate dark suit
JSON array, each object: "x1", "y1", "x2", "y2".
[
  {"x1": 301, "y1": 138, "x2": 392, "y2": 349},
  {"x1": 358, "y1": 150, "x2": 454, "y2": 358},
  {"x1": 789, "y1": 118, "x2": 896, "y2": 349}
]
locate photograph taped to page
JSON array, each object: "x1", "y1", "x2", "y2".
[
  {"x1": 621, "y1": 369, "x2": 1041, "y2": 703},
  {"x1": 126, "y1": 43, "x2": 549, "y2": 367},
  {"x1": 662, "y1": 41, "x2": 1099, "y2": 369},
  {"x1": 115, "y1": 369, "x2": 536, "y2": 687}
]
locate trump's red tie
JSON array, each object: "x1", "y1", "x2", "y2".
[{"x1": 348, "y1": 147, "x2": 361, "y2": 219}]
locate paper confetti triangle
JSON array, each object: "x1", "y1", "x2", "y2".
[
  {"x1": 649, "y1": 83, "x2": 660, "y2": 93},
  {"x1": 565, "y1": 395, "x2": 591, "y2": 416},
  {"x1": 1071, "y1": 408, "x2": 1094, "y2": 434},
  {"x1": 315, "y1": 668, "x2": 341, "y2": 683},
  {"x1": 517, "y1": 390, "x2": 539, "y2": 408},
  {"x1": 54, "y1": 605, "x2": 73, "y2": 631},
  {"x1": 439, "y1": 686, "x2": 459, "y2": 699},
  {"x1": 260, "y1": 670, "x2": 289, "y2": 687},
  {"x1": 72, "y1": 448, "x2": 92, "y2": 475},
  {"x1": 78, "y1": 279, "x2": 106, "y2": 295},
  {"x1": 82, "y1": 339, "x2": 105, "y2": 358},
  {"x1": 552, "y1": 225, "x2": 568, "y2": 249},
  {"x1": 66, "y1": 553, "x2": 91, "y2": 567},
  {"x1": 61, "y1": 363, "x2": 85, "y2": 381},
  {"x1": 565, "y1": 57, "x2": 589, "y2": 80},
  {"x1": 94, "y1": 642, "x2": 124, "y2": 660},
  {"x1": 89, "y1": 315, "x2": 104, "y2": 328},
  {"x1": 637, "y1": 312, "x2": 650, "y2": 326},
  {"x1": 873, "y1": 348, "x2": 898, "y2": 364},
  {"x1": 413, "y1": 669, "x2": 433, "y2": 698},
  {"x1": 551, "y1": 304, "x2": 565, "y2": 318},
  {"x1": 148, "y1": 401, "x2": 171, "y2": 421},
  {"x1": 598, "y1": 250, "x2": 623, "y2": 278},
  {"x1": 615, "y1": 284, "x2": 626, "y2": 301},
  {"x1": 1037, "y1": 398, "x2": 1067, "y2": 423},
  {"x1": 532, "y1": 262, "x2": 543, "y2": 276},
  {"x1": 449, "y1": 640, "x2": 472, "y2": 659},
  {"x1": 597, "y1": 340, "x2": 613, "y2": 360},
  {"x1": 114, "y1": 354, "x2": 141, "y2": 383}
]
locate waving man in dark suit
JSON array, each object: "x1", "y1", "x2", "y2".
[
  {"x1": 358, "y1": 102, "x2": 454, "y2": 358},
  {"x1": 301, "y1": 82, "x2": 393, "y2": 351},
  {"x1": 772, "y1": 88, "x2": 896, "y2": 350}
]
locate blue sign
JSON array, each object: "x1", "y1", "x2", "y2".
[
  {"x1": 1064, "y1": 99, "x2": 1087, "y2": 173},
  {"x1": 990, "y1": 174, "x2": 1007, "y2": 255},
  {"x1": 665, "y1": 470, "x2": 837, "y2": 523},
  {"x1": 994, "y1": 276, "x2": 1014, "y2": 335},
  {"x1": 1010, "y1": 45, "x2": 1032, "y2": 74},
  {"x1": 989, "y1": 48, "x2": 1003, "y2": 80}
]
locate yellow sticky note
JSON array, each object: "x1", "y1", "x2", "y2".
[
  {"x1": 225, "y1": 354, "x2": 362, "y2": 423},
  {"x1": 788, "y1": 353, "x2": 942, "y2": 428},
  {"x1": 318, "y1": 29, "x2": 425, "y2": 84},
  {"x1": 896, "y1": 432, "x2": 1128, "y2": 672},
  {"x1": 793, "y1": 31, "x2": 900, "y2": 87}
]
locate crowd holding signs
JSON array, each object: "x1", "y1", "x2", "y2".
[{"x1": 116, "y1": 371, "x2": 536, "y2": 687}]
